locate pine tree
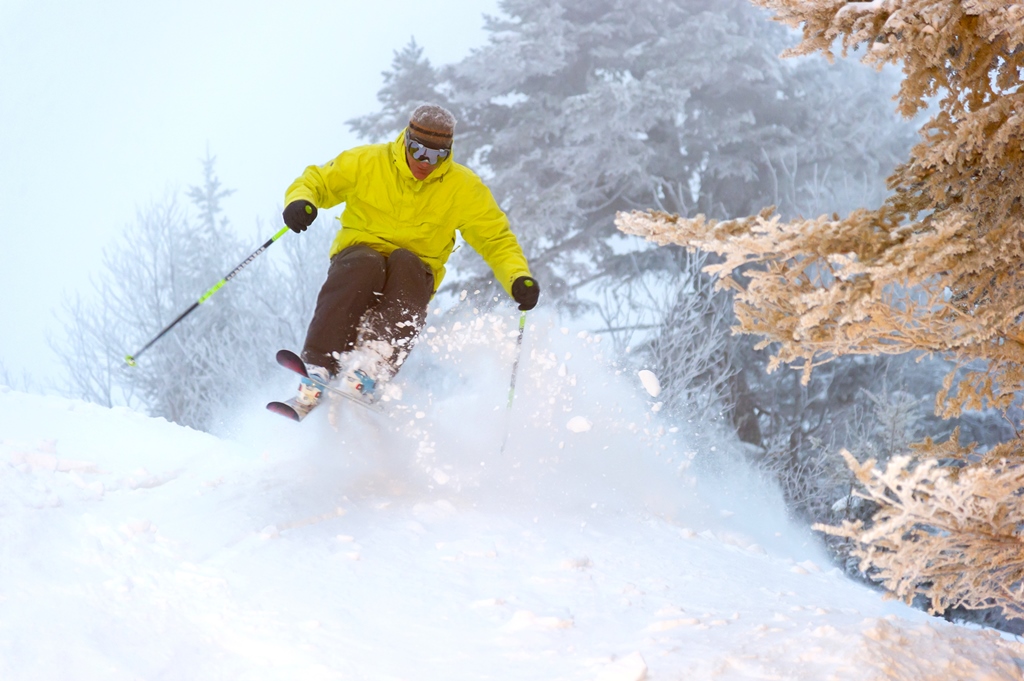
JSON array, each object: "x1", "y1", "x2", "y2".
[
  {"x1": 617, "y1": 0, "x2": 1024, "y2": 618},
  {"x1": 348, "y1": 0, "x2": 913, "y2": 308},
  {"x1": 53, "y1": 157, "x2": 324, "y2": 431},
  {"x1": 344, "y1": 0, "x2": 925, "y2": 497},
  {"x1": 347, "y1": 38, "x2": 448, "y2": 143}
]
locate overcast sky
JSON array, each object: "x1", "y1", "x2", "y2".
[{"x1": 0, "y1": 0, "x2": 500, "y2": 387}]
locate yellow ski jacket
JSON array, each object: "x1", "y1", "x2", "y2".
[{"x1": 284, "y1": 130, "x2": 532, "y2": 296}]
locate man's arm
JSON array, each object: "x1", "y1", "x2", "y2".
[
  {"x1": 284, "y1": 149, "x2": 361, "y2": 212},
  {"x1": 458, "y1": 180, "x2": 533, "y2": 299}
]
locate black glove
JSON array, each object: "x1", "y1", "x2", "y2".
[
  {"x1": 283, "y1": 200, "x2": 317, "y2": 233},
  {"x1": 511, "y1": 276, "x2": 540, "y2": 311}
]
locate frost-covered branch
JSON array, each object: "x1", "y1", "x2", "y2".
[{"x1": 817, "y1": 450, "x2": 1024, "y2": 617}]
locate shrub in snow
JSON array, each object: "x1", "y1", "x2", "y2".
[
  {"x1": 54, "y1": 155, "x2": 332, "y2": 431},
  {"x1": 818, "y1": 449, "x2": 1024, "y2": 619}
]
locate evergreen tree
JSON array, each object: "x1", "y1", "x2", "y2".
[
  {"x1": 346, "y1": 0, "x2": 927, "y2": 514},
  {"x1": 53, "y1": 157, "x2": 330, "y2": 431},
  {"x1": 349, "y1": 38, "x2": 450, "y2": 143},
  {"x1": 187, "y1": 149, "x2": 236, "y2": 234},
  {"x1": 339, "y1": 2, "x2": 970, "y2": 573},
  {"x1": 349, "y1": 0, "x2": 912, "y2": 307}
]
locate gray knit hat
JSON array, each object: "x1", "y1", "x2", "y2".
[{"x1": 408, "y1": 104, "x2": 456, "y2": 149}]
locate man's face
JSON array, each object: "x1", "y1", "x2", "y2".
[
  {"x1": 404, "y1": 132, "x2": 451, "y2": 180},
  {"x1": 406, "y1": 147, "x2": 437, "y2": 180}
]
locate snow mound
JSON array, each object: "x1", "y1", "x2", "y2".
[{"x1": 2, "y1": 308, "x2": 1021, "y2": 680}]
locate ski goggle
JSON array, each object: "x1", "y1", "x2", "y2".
[{"x1": 405, "y1": 134, "x2": 451, "y2": 165}]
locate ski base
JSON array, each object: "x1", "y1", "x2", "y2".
[{"x1": 266, "y1": 399, "x2": 312, "y2": 422}]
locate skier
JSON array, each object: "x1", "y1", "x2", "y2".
[{"x1": 279, "y1": 104, "x2": 539, "y2": 417}]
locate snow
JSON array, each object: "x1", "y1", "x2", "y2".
[
  {"x1": 637, "y1": 370, "x2": 661, "y2": 398},
  {"x1": 1, "y1": 311, "x2": 1022, "y2": 680},
  {"x1": 566, "y1": 416, "x2": 593, "y2": 433},
  {"x1": 837, "y1": 0, "x2": 885, "y2": 17}
]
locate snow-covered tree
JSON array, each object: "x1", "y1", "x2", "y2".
[
  {"x1": 617, "y1": 0, "x2": 1024, "y2": 617},
  {"x1": 349, "y1": 0, "x2": 912, "y2": 307},
  {"x1": 347, "y1": 0, "x2": 920, "y2": 461},
  {"x1": 595, "y1": 248, "x2": 738, "y2": 423},
  {"x1": 349, "y1": 39, "x2": 451, "y2": 143},
  {"x1": 54, "y1": 155, "x2": 330, "y2": 431},
  {"x1": 346, "y1": 0, "x2": 931, "y2": 515}
]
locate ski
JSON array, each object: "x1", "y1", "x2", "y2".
[
  {"x1": 266, "y1": 398, "x2": 312, "y2": 422},
  {"x1": 266, "y1": 349, "x2": 381, "y2": 421}
]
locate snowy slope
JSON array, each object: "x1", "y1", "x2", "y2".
[{"x1": 2, "y1": 311, "x2": 1022, "y2": 681}]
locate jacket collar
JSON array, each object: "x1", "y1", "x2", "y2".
[{"x1": 391, "y1": 128, "x2": 454, "y2": 184}]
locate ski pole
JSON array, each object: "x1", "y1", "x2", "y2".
[
  {"x1": 124, "y1": 226, "x2": 291, "y2": 366},
  {"x1": 499, "y1": 310, "x2": 527, "y2": 454}
]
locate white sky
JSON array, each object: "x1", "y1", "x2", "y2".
[{"x1": 0, "y1": 0, "x2": 500, "y2": 385}]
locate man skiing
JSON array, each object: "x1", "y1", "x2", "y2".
[{"x1": 278, "y1": 104, "x2": 539, "y2": 418}]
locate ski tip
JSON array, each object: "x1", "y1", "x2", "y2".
[
  {"x1": 276, "y1": 348, "x2": 301, "y2": 363},
  {"x1": 266, "y1": 401, "x2": 302, "y2": 422},
  {"x1": 124, "y1": 355, "x2": 137, "y2": 367},
  {"x1": 275, "y1": 349, "x2": 310, "y2": 377}
]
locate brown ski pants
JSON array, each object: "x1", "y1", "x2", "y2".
[{"x1": 301, "y1": 245, "x2": 434, "y2": 376}]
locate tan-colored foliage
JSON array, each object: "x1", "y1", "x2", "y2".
[
  {"x1": 817, "y1": 449, "x2": 1024, "y2": 617},
  {"x1": 615, "y1": 0, "x2": 1024, "y2": 616},
  {"x1": 616, "y1": 0, "x2": 1024, "y2": 413}
]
